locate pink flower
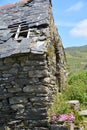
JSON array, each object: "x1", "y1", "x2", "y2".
[
  {"x1": 59, "y1": 113, "x2": 75, "y2": 121},
  {"x1": 50, "y1": 112, "x2": 75, "y2": 123},
  {"x1": 68, "y1": 112, "x2": 75, "y2": 121},
  {"x1": 59, "y1": 114, "x2": 68, "y2": 121},
  {"x1": 51, "y1": 114, "x2": 57, "y2": 121}
]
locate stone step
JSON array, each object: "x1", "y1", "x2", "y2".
[
  {"x1": 67, "y1": 100, "x2": 80, "y2": 111},
  {"x1": 79, "y1": 110, "x2": 87, "y2": 117}
]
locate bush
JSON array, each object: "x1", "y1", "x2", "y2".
[
  {"x1": 63, "y1": 70, "x2": 87, "y2": 105},
  {"x1": 68, "y1": 70, "x2": 87, "y2": 86},
  {"x1": 63, "y1": 84, "x2": 86, "y2": 104}
]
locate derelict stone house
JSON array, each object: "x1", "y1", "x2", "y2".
[{"x1": 0, "y1": 0, "x2": 66, "y2": 129}]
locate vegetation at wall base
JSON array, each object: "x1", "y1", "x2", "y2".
[
  {"x1": 48, "y1": 93, "x2": 84, "y2": 125},
  {"x1": 49, "y1": 69, "x2": 87, "y2": 126},
  {"x1": 48, "y1": 93, "x2": 71, "y2": 115}
]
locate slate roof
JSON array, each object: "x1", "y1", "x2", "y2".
[{"x1": 0, "y1": 0, "x2": 50, "y2": 58}]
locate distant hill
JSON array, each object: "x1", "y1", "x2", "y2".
[{"x1": 65, "y1": 45, "x2": 87, "y2": 73}]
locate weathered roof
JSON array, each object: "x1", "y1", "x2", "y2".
[{"x1": 0, "y1": 0, "x2": 50, "y2": 58}]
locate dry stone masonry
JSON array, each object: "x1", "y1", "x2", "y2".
[{"x1": 0, "y1": 0, "x2": 66, "y2": 129}]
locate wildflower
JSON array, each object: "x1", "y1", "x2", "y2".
[
  {"x1": 50, "y1": 112, "x2": 75, "y2": 124},
  {"x1": 59, "y1": 114, "x2": 68, "y2": 121},
  {"x1": 51, "y1": 114, "x2": 57, "y2": 121},
  {"x1": 68, "y1": 112, "x2": 75, "y2": 121},
  {"x1": 59, "y1": 112, "x2": 75, "y2": 121}
]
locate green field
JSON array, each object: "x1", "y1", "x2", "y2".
[{"x1": 65, "y1": 45, "x2": 87, "y2": 73}]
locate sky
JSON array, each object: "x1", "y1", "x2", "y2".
[
  {"x1": 0, "y1": 0, "x2": 87, "y2": 48},
  {"x1": 52, "y1": 0, "x2": 87, "y2": 48}
]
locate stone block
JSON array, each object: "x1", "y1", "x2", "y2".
[
  {"x1": 79, "y1": 110, "x2": 87, "y2": 117},
  {"x1": 67, "y1": 100, "x2": 80, "y2": 111},
  {"x1": 34, "y1": 127, "x2": 48, "y2": 130},
  {"x1": 50, "y1": 125, "x2": 68, "y2": 130},
  {"x1": 11, "y1": 104, "x2": 25, "y2": 114},
  {"x1": 23, "y1": 85, "x2": 35, "y2": 93},
  {"x1": 29, "y1": 70, "x2": 49, "y2": 78},
  {"x1": 2, "y1": 73, "x2": 13, "y2": 78},
  {"x1": 9, "y1": 96, "x2": 28, "y2": 104},
  {"x1": 8, "y1": 87, "x2": 22, "y2": 93},
  {"x1": 9, "y1": 68, "x2": 18, "y2": 75}
]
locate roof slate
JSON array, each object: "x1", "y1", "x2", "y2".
[{"x1": 0, "y1": 0, "x2": 50, "y2": 58}]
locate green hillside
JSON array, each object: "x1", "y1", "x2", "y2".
[{"x1": 65, "y1": 45, "x2": 87, "y2": 73}]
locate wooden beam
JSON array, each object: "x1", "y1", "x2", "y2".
[{"x1": 15, "y1": 25, "x2": 21, "y2": 39}]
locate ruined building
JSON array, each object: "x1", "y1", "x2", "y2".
[{"x1": 0, "y1": 0, "x2": 66, "y2": 129}]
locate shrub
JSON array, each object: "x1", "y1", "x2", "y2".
[
  {"x1": 63, "y1": 84, "x2": 86, "y2": 104},
  {"x1": 63, "y1": 70, "x2": 87, "y2": 105},
  {"x1": 68, "y1": 70, "x2": 87, "y2": 87}
]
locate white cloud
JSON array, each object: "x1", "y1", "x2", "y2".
[
  {"x1": 66, "y1": 1, "x2": 84, "y2": 12},
  {"x1": 70, "y1": 19, "x2": 87, "y2": 37}
]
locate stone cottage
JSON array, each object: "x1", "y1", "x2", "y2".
[{"x1": 0, "y1": 0, "x2": 66, "y2": 129}]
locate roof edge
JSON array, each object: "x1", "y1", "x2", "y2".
[
  {"x1": 0, "y1": 0, "x2": 52, "y2": 9},
  {"x1": 0, "y1": 0, "x2": 30, "y2": 9},
  {"x1": 49, "y1": 0, "x2": 52, "y2": 6}
]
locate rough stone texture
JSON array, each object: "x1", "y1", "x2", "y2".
[
  {"x1": 48, "y1": 5, "x2": 66, "y2": 91},
  {"x1": 67, "y1": 100, "x2": 80, "y2": 111},
  {"x1": 74, "y1": 126, "x2": 84, "y2": 130},
  {"x1": 79, "y1": 110, "x2": 87, "y2": 117},
  {"x1": 50, "y1": 125, "x2": 68, "y2": 130},
  {"x1": 0, "y1": 53, "x2": 57, "y2": 129},
  {"x1": 0, "y1": 0, "x2": 66, "y2": 130}
]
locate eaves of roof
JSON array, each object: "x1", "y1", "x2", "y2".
[{"x1": 0, "y1": 0, "x2": 30, "y2": 9}]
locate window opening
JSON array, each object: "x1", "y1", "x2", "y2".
[{"x1": 8, "y1": 22, "x2": 31, "y2": 40}]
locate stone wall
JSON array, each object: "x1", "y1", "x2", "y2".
[
  {"x1": 48, "y1": 4, "x2": 66, "y2": 91},
  {"x1": 0, "y1": 52, "x2": 57, "y2": 130}
]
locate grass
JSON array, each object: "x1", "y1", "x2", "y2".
[{"x1": 65, "y1": 45, "x2": 87, "y2": 73}]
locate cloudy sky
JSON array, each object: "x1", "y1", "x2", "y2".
[
  {"x1": 0, "y1": 0, "x2": 87, "y2": 48},
  {"x1": 52, "y1": 0, "x2": 87, "y2": 48}
]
